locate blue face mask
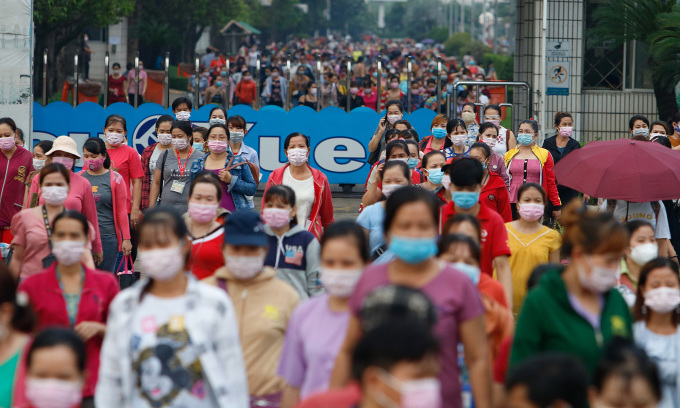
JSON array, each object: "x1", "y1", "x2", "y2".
[
  {"x1": 517, "y1": 133, "x2": 534, "y2": 146},
  {"x1": 432, "y1": 128, "x2": 447, "y2": 139},
  {"x1": 451, "y1": 191, "x2": 480, "y2": 209},
  {"x1": 427, "y1": 168, "x2": 443, "y2": 185},
  {"x1": 408, "y1": 157, "x2": 419, "y2": 169},
  {"x1": 450, "y1": 262, "x2": 481, "y2": 285},
  {"x1": 192, "y1": 142, "x2": 204, "y2": 151},
  {"x1": 675, "y1": 124, "x2": 680, "y2": 134},
  {"x1": 389, "y1": 235, "x2": 438, "y2": 264}
]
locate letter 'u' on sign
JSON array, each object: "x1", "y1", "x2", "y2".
[{"x1": 314, "y1": 137, "x2": 366, "y2": 173}]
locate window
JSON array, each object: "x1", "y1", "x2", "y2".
[{"x1": 583, "y1": 0, "x2": 652, "y2": 90}]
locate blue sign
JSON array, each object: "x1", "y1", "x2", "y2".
[{"x1": 32, "y1": 102, "x2": 438, "y2": 184}]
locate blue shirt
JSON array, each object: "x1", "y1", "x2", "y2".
[{"x1": 357, "y1": 203, "x2": 386, "y2": 254}]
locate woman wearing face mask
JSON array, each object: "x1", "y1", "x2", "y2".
[
  {"x1": 332, "y1": 186, "x2": 491, "y2": 408},
  {"x1": 79, "y1": 138, "x2": 131, "y2": 273},
  {"x1": 192, "y1": 126, "x2": 208, "y2": 152},
  {"x1": 262, "y1": 185, "x2": 323, "y2": 300},
  {"x1": 0, "y1": 265, "x2": 35, "y2": 408},
  {"x1": 264, "y1": 132, "x2": 334, "y2": 240},
  {"x1": 101, "y1": 114, "x2": 144, "y2": 231},
  {"x1": 590, "y1": 338, "x2": 661, "y2": 408},
  {"x1": 203, "y1": 210, "x2": 300, "y2": 408},
  {"x1": 444, "y1": 118, "x2": 470, "y2": 159},
  {"x1": 510, "y1": 200, "x2": 633, "y2": 375},
  {"x1": 208, "y1": 106, "x2": 227, "y2": 127},
  {"x1": 504, "y1": 119, "x2": 561, "y2": 221},
  {"x1": 149, "y1": 121, "x2": 205, "y2": 214},
  {"x1": 475, "y1": 123, "x2": 509, "y2": 188},
  {"x1": 184, "y1": 172, "x2": 229, "y2": 280},
  {"x1": 298, "y1": 82, "x2": 318, "y2": 110},
  {"x1": 368, "y1": 100, "x2": 404, "y2": 162},
  {"x1": 358, "y1": 161, "x2": 411, "y2": 260},
  {"x1": 26, "y1": 137, "x2": 104, "y2": 261},
  {"x1": 380, "y1": 75, "x2": 404, "y2": 110},
  {"x1": 505, "y1": 184, "x2": 561, "y2": 315},
  {"x1": 542, "y1": 112, "x2": 581, "y2": 216},
  {"x1": 226, "y1": 114, "x2": 260, "y2": 166},
  {"x1": 344, "y1": 81, "x2": 365, "y2": 111},
  {"x1": 23, "y1": 140, "x2": 53, "y2": 209},
  {"x1": 483, "y1": 105, "x2": 515, "y2": 153},
  {"x1": 361, "y1": 79, "x2": 378, "y2": 112},
  {"x1": 363, "y1": 140, "x2": 421, "y2": 207},
  {"x1": 205, "y1": 75, "x2": 227, "y2": 106},
  {"x1": 190, "y1": 123, "x2": 256, "y2": 211},
  {"x1": 22, "y1": 328, "x2": 88, "y2": 408},
  {"x1": 469, "y1": 142, "x2": 512, "y2": 222},
  {"x1": 19, "y1": 210, "x2": 119, "y2": 407},
  {"x1": 633, "y1": 259, "x2": 680, "y2": 408},
  {"x1": 668, "y1": 112, "x2": 680, "y2": 150},
  {"x1": 96, "y1": 208, "x2": 248, "y2": 407},
  {"x1": 650, "y1": 121, "x2": 671, "y2": 141},
  {"x1": 630, "y1": 114, "x2": 651, "y2": 139},
  {"x1": 140, "y1": 115, "x2": 174, "y2": 211},
  {"x1": 235, "y1": 70, "x2": 257, "y2": 107},
  {"x1": 264, "y1": 67, "x2": 287, "y2": 107},
  {"x1": 617, "y1": 221, "x2": 658, "y2": 308},
  {"x1": 278, "y1": 221, "x2": 369, "y2": 408},
  {"x1": 462, "y1": 102, "x2": 480, "y2": 144},
  {"x1": 0, "y1": 117, "x2": 34, "y2": 249},
  {"x1": 419, "y1": 151, "x2": 448, "y2": 203},
  {"x1": 404, "y1": 139, "x2": 421, "y2": 172},
  {"x1": 420, "y1": 114, "x2": 451, "y2": 155},
  {"x1": 108, "y1": 62, "x2": 127, "y2": 104}
]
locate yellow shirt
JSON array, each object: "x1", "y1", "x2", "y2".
[{"x1": 506, "y1": 223, "x2": 562, "y2": 316}]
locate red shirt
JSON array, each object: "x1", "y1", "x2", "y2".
[
  {"x1": 107, "y1": 144, "x2": 144, "y2": 213},
  {"x1": 0, "y1": 146, "x2": 33, "y2": 227},
  {"x1": 482, "y1": 172, "x2": 512, "y2": 223},
  {"x1": 298, "y1": 382, "x2": 362, "y2": 408},
  {"x1": 441, "y1": 201, "x2": 511, "y2": 275},
  {"x1": 189, "y1": 227, "x2": 225, "y2": 280},
  {"x1": 479, "y1": 273, "x2": 508, "y2": 309},
  {"x1": 18, "y1": 264, "x2": 119, "y2": 397}
]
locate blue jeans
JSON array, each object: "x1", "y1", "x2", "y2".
[{"x1": 100, "y1": 233, "x2": 122, "y2": 273}]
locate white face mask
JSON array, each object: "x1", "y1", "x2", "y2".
[
  {"x1": 26, "y1": 378, "x2": 83, "y2": 408},
  {"x1": 387, "y1": 114, "x2": 402, "y2": 125},
  {"x1": 578, "y1": 257, "x2": 618, "y2": 294},
  {"x1": 105, "y1": 132, "x2": 124, "y2": 146},
  {"x1": 52, "y1": 240, "x2": 86, "y2": 266},
  {"x1": 138, "y1": 245, "x2": 185, "y2": 281},
  {"x1": 381, "y1": 183, "x2": 405, "y2": 199},
  {"x1": 157, "y1": 133, "x2": 172, "y2": 146},
  {"x1": 644, "y1": 287, "x2": 680, "y2": 314},
  {"x1": 320, "y1": 268, "x2": 363, "y2": 298},
  {"x1": 172, "y1": 138, "x2": 189, "y2": 150},
  {"x1": 33, "y1": 158, "x2": 46, "y2": 171},
  {"x1": 41, "y1": 186, "x2": 69, "y2": 206},
  {"x1": 630, "y1": 243, "x2": 658, "y2": 266},
  {"x1": 227, "y1": 255, "x2": 264, "y2": 280},
  {"x1": 287, "y1": 148, "x2": 308, "y2": 166},
  {"x1": 209, "y1": 118, "x2": 226, "y2": 127},
  {"x1": 175, "y1": 111, "x2": 191, "y2": 121}
]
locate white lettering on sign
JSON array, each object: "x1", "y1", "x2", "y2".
[
  {"x1": 259, "y1": 136, "x2": 287, "y2": 172},
  {"x1": 314, "y1": 137, "x2": 366, "y2": 173}
]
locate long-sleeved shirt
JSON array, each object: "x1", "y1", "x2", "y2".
[{"x1": 0, "y1": 146, "x2": 33, "y2": 228}]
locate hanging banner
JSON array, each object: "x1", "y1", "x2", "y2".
[{"x1": 32, "y1": 102, "x2": 438, "y2": 184}]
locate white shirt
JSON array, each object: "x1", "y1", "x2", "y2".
[
  {"x1": 600, "y1": 200, "x2": 671, "y2": 239},
  {"x1": 493, "y1": 127, "x2": 509, "y2": 156},
  {"x1": 283, "y1": 167, "x2": 314, "y2": 229},
  {"x1": 149, "y1": 145, "x2": 164, "y2": 182}
]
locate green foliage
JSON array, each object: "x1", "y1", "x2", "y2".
[
  {"x1": 138, "y1": 21, "x2": 182, "y2": 49},
  {"x1": 444, "y1": 32, "x2": 471, "y2": 56},
  {"x1": 34, "y1": 0, "x2": 134, "y2": 27},
  {"x1": 425, "y1": 27, "x2": 449, "y2": 44},
  {"x1": 246, "y1": 0, "x2": 303, "y2": 42},
  {"x1": 649, "y1": 4, "x2": 680, "y2": 89},
  {"x1": 460, "y1": 42, "x2": 492, "y2": 63},
  {"x1": 482, "y1": 53, "x2": 514, "y2": 80}
]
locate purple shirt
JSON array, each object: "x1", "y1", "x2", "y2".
[
  {"x1": 568, "y1": 293, "x2": 604, "y2": 330},
  {"x1": 277, "y1": 295, "x2": 350, "y2": 399},
  {"x1": 209, "y1": 169, "x2": 236, "y2": 211},
  {"x1": 349, "y1": 262, "x2": 484, "y2": 408}
]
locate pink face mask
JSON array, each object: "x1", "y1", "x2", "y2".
[
  {"x1": 84, "y1": 157, "x2": 105, "y2": 171},
  {"x1": 26, "y1": 378, "x2": 83, "y2": 408},
  {"x1": 558, "y1": 126, "x2": 574, "y2": 138},
  {"x1": 518, "y1": 203, "x2": 544, "y2": 222},
  {"x1": 390, "y1": 82, "x2": 399, "y2": 89},
  {"x1": 262, "y1": 208, "x2": 291, "y2": 229},
  {"x1": 51, "y1": 156, "x2": 73, "y2": 170},
  {"x1": 208, "y1": 140, "x2": 228, "y2": 154},
  {"x1": 0, "y1": 137, "x2": 15, "y2": 151},
  {"x1": 188, "y1": 202, "x2": 218, "y2": 223}
]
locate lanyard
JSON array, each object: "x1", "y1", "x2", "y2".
[
  {"x1": 176, "y1": 147, "x2": 193, "y2": 178},
  {"x1": 42, "y1": 205, "x2": 53, "y2": 249},
  {"x1": 56, "y1": 266, "x2": 85, "y2": 328}
]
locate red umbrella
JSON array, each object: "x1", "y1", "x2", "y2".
[{"x1": 553, "y1": 138, "x2": 680, "y2": 202}]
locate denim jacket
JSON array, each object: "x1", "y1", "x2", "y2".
[{"x1": 190, "y1": 151, "x2": 257, "y2": 210}]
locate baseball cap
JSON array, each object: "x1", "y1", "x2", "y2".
[{"x1": 223, "y1": 210, "x2": 268, "y2": 247}]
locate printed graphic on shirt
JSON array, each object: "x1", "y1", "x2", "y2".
[
  {"x1": 262, "y1": 304, "x2": 280, "y2": 321},
  {"x1": 284, "y1": 245, "x2": 304, "y2": 266},
  {"x1": 14, "y1": 166, "x2": 27, "y2": 183},
  {"x1": 133, "y1": 320, "x2": 208, "y2": 407},
  {"x1": 92, "y1": 185, "x2": 100, "y2": 201},
  {"x1": 610, "y1": 315, "x2": 629, "y2": 337}
]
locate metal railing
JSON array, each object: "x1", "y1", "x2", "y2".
[{"x1": 452, "y1": 81, "x2": 532, "y2": 127}]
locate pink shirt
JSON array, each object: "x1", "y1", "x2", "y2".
[
  {"x1": 29, "y1": 172, "x2": 102, "y2": 253},
  {"x1": 126, "y1": 69, "x2": 147, "y2": 94},
  {"x1": 508, "y1": 158, "x2": 541, "y2": 203},
  {"x1": 0, "y1": 146, "x2": 33, "y2": 227}
]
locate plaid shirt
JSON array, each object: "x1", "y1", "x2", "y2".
[{"x1": 140, "y1": 143, "x2": 157, "y2": 210}]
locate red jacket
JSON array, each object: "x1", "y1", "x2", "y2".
[
  {"x1": 482, "y1": 171, "x2": 512, "y2": 223},
  {"x1": 140, "y1": 142, "x2": 158, "y2": 210},
  {"x1": 18, "y1": 264, "x2": 119, "y2": 398},
  {"x1": 78, "y1": 169, "x2": 131, "y2": 250},
  {"x1": 264, "y1": 164, "x2": 334, "y2": 240},
  {"x1": 235, "y1": 80, "x2": 257, "y2": 104}
]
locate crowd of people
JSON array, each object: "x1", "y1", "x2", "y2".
[
  {"x1": 3, "y1": 65, "x2": 680, "y2": 408},
  {"x1": 116, "y1": 36, "x2": 497, "y2": 113}
]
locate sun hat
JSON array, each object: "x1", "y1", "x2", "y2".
[{"x1": 45, "y1": 136, "x2": 81, "y2": 158}]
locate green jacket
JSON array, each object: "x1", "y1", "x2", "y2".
[{"x1": 510, "y1": 268, "x2": 632, "y2": 376}]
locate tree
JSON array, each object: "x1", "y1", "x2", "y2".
[
  {"x1": 33, "y1": 0, "x2": 134, "y2": 96},
  {"x1": 247, "y1": 0, "x2": 303, "y2": 42},
  {"x1": 591, "y1": 0, "x2": 678, "y2": 120}
]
